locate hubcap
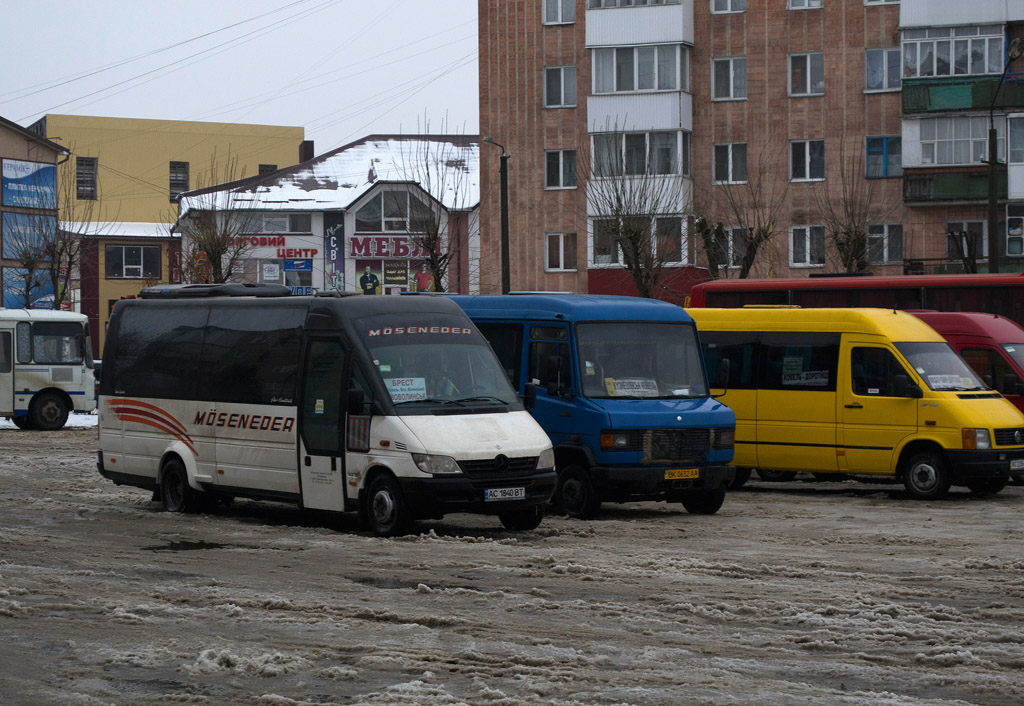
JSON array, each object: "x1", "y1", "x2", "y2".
[
  {"x1": 372, "y1": 490, "x2": 395, "y2": 525},
  {"x1": 912, "y1": 463, "x2": 937, "y2": 491}
]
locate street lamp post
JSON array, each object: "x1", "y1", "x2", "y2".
[
  {"x1": 987, "y1": 37, "x2": 1024, "y2": 274},
  {"x1": 483, "y1": 136, "x2": 510, "y2": 294}
]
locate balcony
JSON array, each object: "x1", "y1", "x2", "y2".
[
  {"x1": 903, "y1": 74, "x2": 1024, "y2": 114},
  {"x1": 903, "y1": 167, "x2": 1007, "y2": 204}
]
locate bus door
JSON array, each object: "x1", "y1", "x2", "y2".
[
  {"x1": 840, "y1": 342, "x2": 918, "y2": 473},
  {"x1": 0, "y1": 330, "x2": 12, "y2": 416},
  {"x1": 298, "y1": 336, "x2": 349, "y2": 511},
  {"x1": 527, "y1": 324, "x2": 576, "y2": 445}
]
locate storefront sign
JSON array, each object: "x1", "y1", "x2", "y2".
[
  {"x1": 324, "y1": 212, "x2": 344, "y2": 291},
  {"x1": 349, "y1": 236, "x2": 429, "y2": 259},
  {"x1": 2, "y1": 159, "x2": 57, "y2": 208}
]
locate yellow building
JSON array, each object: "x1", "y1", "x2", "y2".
[{"x1": 27, "y1": 114, "x2": 306, "y2": 356}]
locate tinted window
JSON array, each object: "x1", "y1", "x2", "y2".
[
  {"x1": 760, "y1": 332, "x2": 839, "y2": 391},
  {"x1": 530, "y1": 341, "x2": 570, "y2": 392},
  {"x1": 300, "y1": 339, "x2": 345, "y2": 454},
  {"x1": 109, "y1": 305, "x2": 206, "y2": 400},
  {"x1": 475, "y1": 323, "x2": 523, "y2": 389},
  {"x1": 850, "y1": 347, "x2": 912, "y2": 396},
  {"x1": 700, "y1": 331, "x2": 758, "y2": 389},
  {"x1": 201, "y1": 306, "x2": 304, "y2": 405}
]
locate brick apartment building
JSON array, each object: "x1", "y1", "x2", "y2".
[{"x1": 478, "y1": 0, "x2": 1024, "y2": 300}]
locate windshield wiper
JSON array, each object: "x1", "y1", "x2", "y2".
[
  {"x1": 455, "y1": 395, "x2": 509, "y2": 404},
  {"x1": 394, "y1": 397, "x2": 467, "y2": 407}
]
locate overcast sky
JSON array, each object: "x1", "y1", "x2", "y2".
[{"x1": 1, "y1": 0, "x2": 479, "y2": 154}]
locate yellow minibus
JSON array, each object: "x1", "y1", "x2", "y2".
[{"x1": 687, "y1": 307, "x2": 1024, "y2": 499}]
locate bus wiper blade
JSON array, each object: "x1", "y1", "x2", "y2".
[
  {"x1": 455, "y1": 395, "x2": 508, "y2": 404},
  {"x1": 395, "y1": 397, "x2": 467, "y2": 407}
]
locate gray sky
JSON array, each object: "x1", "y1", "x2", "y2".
[{"x1": 1, "y1": 0, "x2": 479, "y2": 153}]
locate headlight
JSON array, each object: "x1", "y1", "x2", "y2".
[
  {"x1": 600, "y1": 431, "x2": 631, "y2": 450},
  {"x1": 962, "y1": 428, "x2": 991, "y2": 450},
  {"x1": 412, "y1": 453, "x2": 462, "y2": 474},
  {"x1": 537, "y1": 448, "x2": 555, "y2": 469},
  {"x1": 716, "y1": 428, "x2": 735, "y2": 447}
]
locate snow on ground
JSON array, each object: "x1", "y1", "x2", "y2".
[
  {"x1": 0, "y1": 411, "x2": 98, "y2": 430},
  {"x1": 1, "y1": 428, "x2": 1022, "y2": 705}
]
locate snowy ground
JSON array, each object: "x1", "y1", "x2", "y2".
[{"x1": 1, "y1": 427, "x2": 1022, "y2": 706}]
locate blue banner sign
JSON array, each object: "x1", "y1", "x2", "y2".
[{"x1": 2, "y1": 159, "x2": 57, "y2": 208}]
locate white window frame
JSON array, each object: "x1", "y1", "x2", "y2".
[
  {"x1": 591, "y1": 131, "x2": 689, "y2": 177},
  {"x1": 789, "y1": 0, "x2": 822, "y2": 9},
  {"x1": 590, "y1": 0, "x2": 682, "y2": 7},
  {"x1": 1007, "y1": 116, "x2": 1024, "y2": 164},
  {"x1": 790, "y1": 225, "x2": 826, "y2": 267},
  {"x1": 919, "y1": 116, "x2": 1004, "y2": 166},
  {"x1": 713, "y1": 142, "x2": 748, "y2": 184},
  {"x1": 545, "y1": 65, "x2": 577, "y2": 107},
  {"x1": 655, "y1": 216, "x2": 686, "y2": 264},
  {"x1": 1007, "y1": 205, "x2": 1024, "y2": 257},
  {"x1": 902, "y1": 25, "x2": 1004, "y2": 79},
  {"x1": 589, "y1": 216, "x2": 686, "y2": 267},
  {"x1": 593, "y1": 45, "x2": 682, "y2": 94},
  {"x1": 546, "y1": 232, "x2": 578, "y2": 271},
  {"x1": 543, "y1": 0, "x2": 575, "y2": 24},
  {"x1": 867, "y1": 223, "x2": 903, "y2": 264},
  {"x1": 865, "y1": 0, "x2": 899, "y2": 5},
  {"x1": 711, "y1": 0, "x2": 745, "y2": 13},
  {"x1": 713, "y1": 56, "x2": 746, "y2": 100},
  {"x1": 545, "y1": 149, "x2": 578, "y2": 189},
  {"x1": 865, "y1": 48, "x2": 901, "y2": 92},
  {"x1": 790, "y1": 140, "x2": 825, "y2": 181},
  {"x1": 789, "y1": 52, "x2": 825, "y2": 97}
]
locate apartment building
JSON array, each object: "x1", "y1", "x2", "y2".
[{"x1": 478, "y1": 0, "x2": 1024, "y2": 300}]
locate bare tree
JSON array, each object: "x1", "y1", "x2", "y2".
[
  {"x1": 580, "y1": 125, "x2": 689, "y2": 298},
  {"x1": 173, "y1": 150, "x2": 261, "y2": 284},
  {"x1": 2, "y1": 212, "x2": 50, "y2": 308},
  {"x1": 811, "y1": 138, "x2": 899, "y2": 273},
  {"x1": 394, "y1": 115, "x2": 476, "y2": 293}
]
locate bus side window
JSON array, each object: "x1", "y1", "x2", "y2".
[
  {"x1": 347, "y1": 364, "x2": 375, "y2": 453},
  {"x1": 529, "y1": 341, "x2": 569, "y2": 394},
  {"x1": 701, "y1": 332, "x2": 759, "y2": 389},
  {"x1": 0, "y1": 331, "x2": 10, "y2": 373},
  {"x1": 851, "y1": 347, "x2": 908, "y2": 397},
  {"x1": 16, "y1": 322, "x2": 31, "y2": 364}
]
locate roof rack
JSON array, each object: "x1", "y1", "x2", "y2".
[{"x1": 138, "y1": 283, "x2": 292, "y2": 299}]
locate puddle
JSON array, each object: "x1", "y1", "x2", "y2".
[{"x1": 141, "y1": 540, "x2": 232, "y2": 552}]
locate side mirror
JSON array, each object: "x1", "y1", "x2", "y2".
[
  {"x1": 1002, "y1": 373, "x2": 1022, "y2": 396},
  {"x1": 347, "y1": 388, "x2": 365, "y2": 414},
  {"x1": 893, "y1": 374, "x2": 923, "y2": 399},
  {"x1": 523, "y1": 382, "x2": 537, "y2": 410},
  {"x1": 984, "y1": 373, "x2": 994, "y2": 388},
  {"x1": 712, "y1": 357, "x2": 730, "y2": 398}
]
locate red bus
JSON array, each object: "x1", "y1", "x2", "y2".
[{"x1": 687, "y1": 273, "x2": 1024, "y2": 325}]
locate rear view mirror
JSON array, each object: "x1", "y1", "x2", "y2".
[{"x1": 893, "y1": 374, "x2": 923, "y2": 398}]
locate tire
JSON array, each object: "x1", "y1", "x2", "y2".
[
  {"x1": 11, "y1": 415, "x2": 35, "y2": 430},
  {"x1": 160, "y1": 459, "x2": 201, "y2": 513},
  {"x1": 755, "y1": 469, "x2": 798, "y2": 482},
  {"x1": 728, "y1": 468, "x2": 751, "y2": 489},
  {"x1": 902, "y1": 450, "x2": 952, "y2": 500},
  {"x1": 499, "y1": 505, "x2": 544, "y2": 531},
  {"x1": 681, "y1": 484, "x2": 726, "y2": 515},
  {"x1": 964, "y1": 477, "x2": 1009, "y2": 495},
  {"x1": 555, "y1": 465, "x2": 601, "y2": 520},
  {"x1": 365, "y1": 475, "x2": 412, "y2": 537},
  {"x1": 29, "y1": 391, "x2": 69, "y2": 431}
]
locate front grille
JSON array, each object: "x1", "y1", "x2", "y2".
[
  {"x1": 994, "y1": 428, "x2": 1024, "y2": 446},
  {"x1": 458, "y1": 456, "x2": 537, "y2": 476},
  {"x1": 645, "y1": 429, "x2": 711, "y2": 464}
]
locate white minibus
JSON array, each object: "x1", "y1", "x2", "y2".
[
  {"x1": 1, "y1": 309, "x2": 96, "y2": 430},
  {"x1": 97, "y1": 284, "x2": 556, "y2": 536}
]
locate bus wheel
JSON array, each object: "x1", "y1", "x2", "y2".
[
  {"x1": 965, "y1": 477, "x2": 1008, "y2": 494},
  {"x1": 499, "y1": 505, "x2": 544, "y2": 531},
  {"x1": 29, "y1": 392, "x2": 69, "y2": 431},
  {"x1": 366, "y1": 475, "x2": 412, "y2": 537},
  {"x1": 728, "y1": 468, "x2": 751, "y2": 489},
  {"x1": 160, "y1": 459, "x2": 200, "y2": 513},
  {"x1": 756, "y1": 469, "x2": 797, "y2": 482},
  {"x1": 681, "y1": 484, "x2": 726, "y2": 515},
  {"x1": 11, "y1": 415, "x2": 35, "y2": 430},
  {"x1": 556, "y1": 465, "x2": 601, "y2": 520},
  {"x1": 902, "y1": 451, "x2": 951, "y2": 500}
]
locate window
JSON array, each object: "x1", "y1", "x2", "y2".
[
  {"x1": 865, "y1": 48, "x2": 901, "y2": 91},
  {"x1": 761, "y1": 333, "x2": 840, "y2": 391},
  {"x1": 789, "y1": 52, "x2": 825, "y2": 96},
  {"x1": 354, "y1": 191, "x2": 432, "y2": 232},
  {"x1": 545, "y1": 149, "x2": 577, "y2": 188},
  {"x1": 545, "y1": 66, "x2": 577, "y2": 107},
  {"x1": 789, "y1": 0, "x2": 822, "y2": 8},
  {"x1": 851, "y1": 347, "x2": 910, "y2": 397},
  {"x1": 288, "y1": 213, "x2": 312, "y2": 232},
  {"x1": 711, "y1": 0, "x2": 745, "y2": 12},
  {"x1": 707, "y1": 226, "x2": 746, "y2": 268},
  {"x1": 546, "y1": 232, "x2": 577, "y2": 271},
  {"x1": 241, "y1": 213, "x2": 314, "y2": 234},
  {"x1": 592, "y1": 131, "x2": 688, "y2": 176},
  {"x1": 946, "y1": 220, "x2": 989, "y2": 260},
  {"x1": 258, "y1": 164, "x2": 278, "y2": 175},
  {"x1": 300, "y1": 340, "x2": 346, "y2": 454},
  {"x1": 544, "y1": 0, "x2": 574, "y2": 23},
  {"x1": 18, "y1": 322, "x2": 86, "y2": 365},
  {"x1": 474, "y1": 323, "x2": 523, "y2": 389},
  {"x1": 714, "y1": 143, "x2": 748, "y2": 183},
  {"x1": 0, "y1": 332, "x2": 10, "y2": 374},
  {"x1": 902, "y1": 25, "x2": 1003, "y2": 79},
  {"x1": 590, "y1": 0, "x2": 682, "y2": 6},
  {"x1": 961, "y1": 348, "x2": 1014, "y2": 390},
  {"x1": 105, "y1": 245, "x2": 161, "y2": 279},
  {"x1": 867, "y1": 223, "x2": 903, "y2": 263},
  {"x1": 866, "y1": 136, "x2": 902, "y2": 177},
  {"x1": 865, "y1": 0, "x2": 899, "y2": 4},
  {"x1": 656, "y1": 216, "x2": 684, "y2": 262},
  {"x1": 169, "y1": 161, "x2": 189, "y2": 201},
  {"x1": 593, "y1": 45, "x2": 682, "y2": 93},
  {"x1": 591, "y1": 217, "x2": 685, "y2": 266},
  {"x1": 713, "y1": 57, "x2": 746, "y2": 99},
  {"x1": 593, "y1": 218, "x2": 621, "y2": 264},
  {"x1": 1009, "y1": 117, "x2": 1024, "y2": 164},
  {"x1": 76, "y1": 157, "x2": 97, "y2": 200},
  {"x1": 790, "y1": 225, "x2": 825, "y2": 267},
  {"x1": 919, "y1": 116, "x2": 1004, "y2": 166},
  {"x1": 791, "y1": 140, "x2": 825, "y2": 181},
  {"x1": 1007, "y1": 205, "x2": 1024, "y2": 256}
]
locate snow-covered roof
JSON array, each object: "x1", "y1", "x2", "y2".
[
  {"x1": 177, "y1": 134, "x2": 479, "y2": 217},
  {"x1": 69, "y1": 221, "x2": 174, "y2": 238}
]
